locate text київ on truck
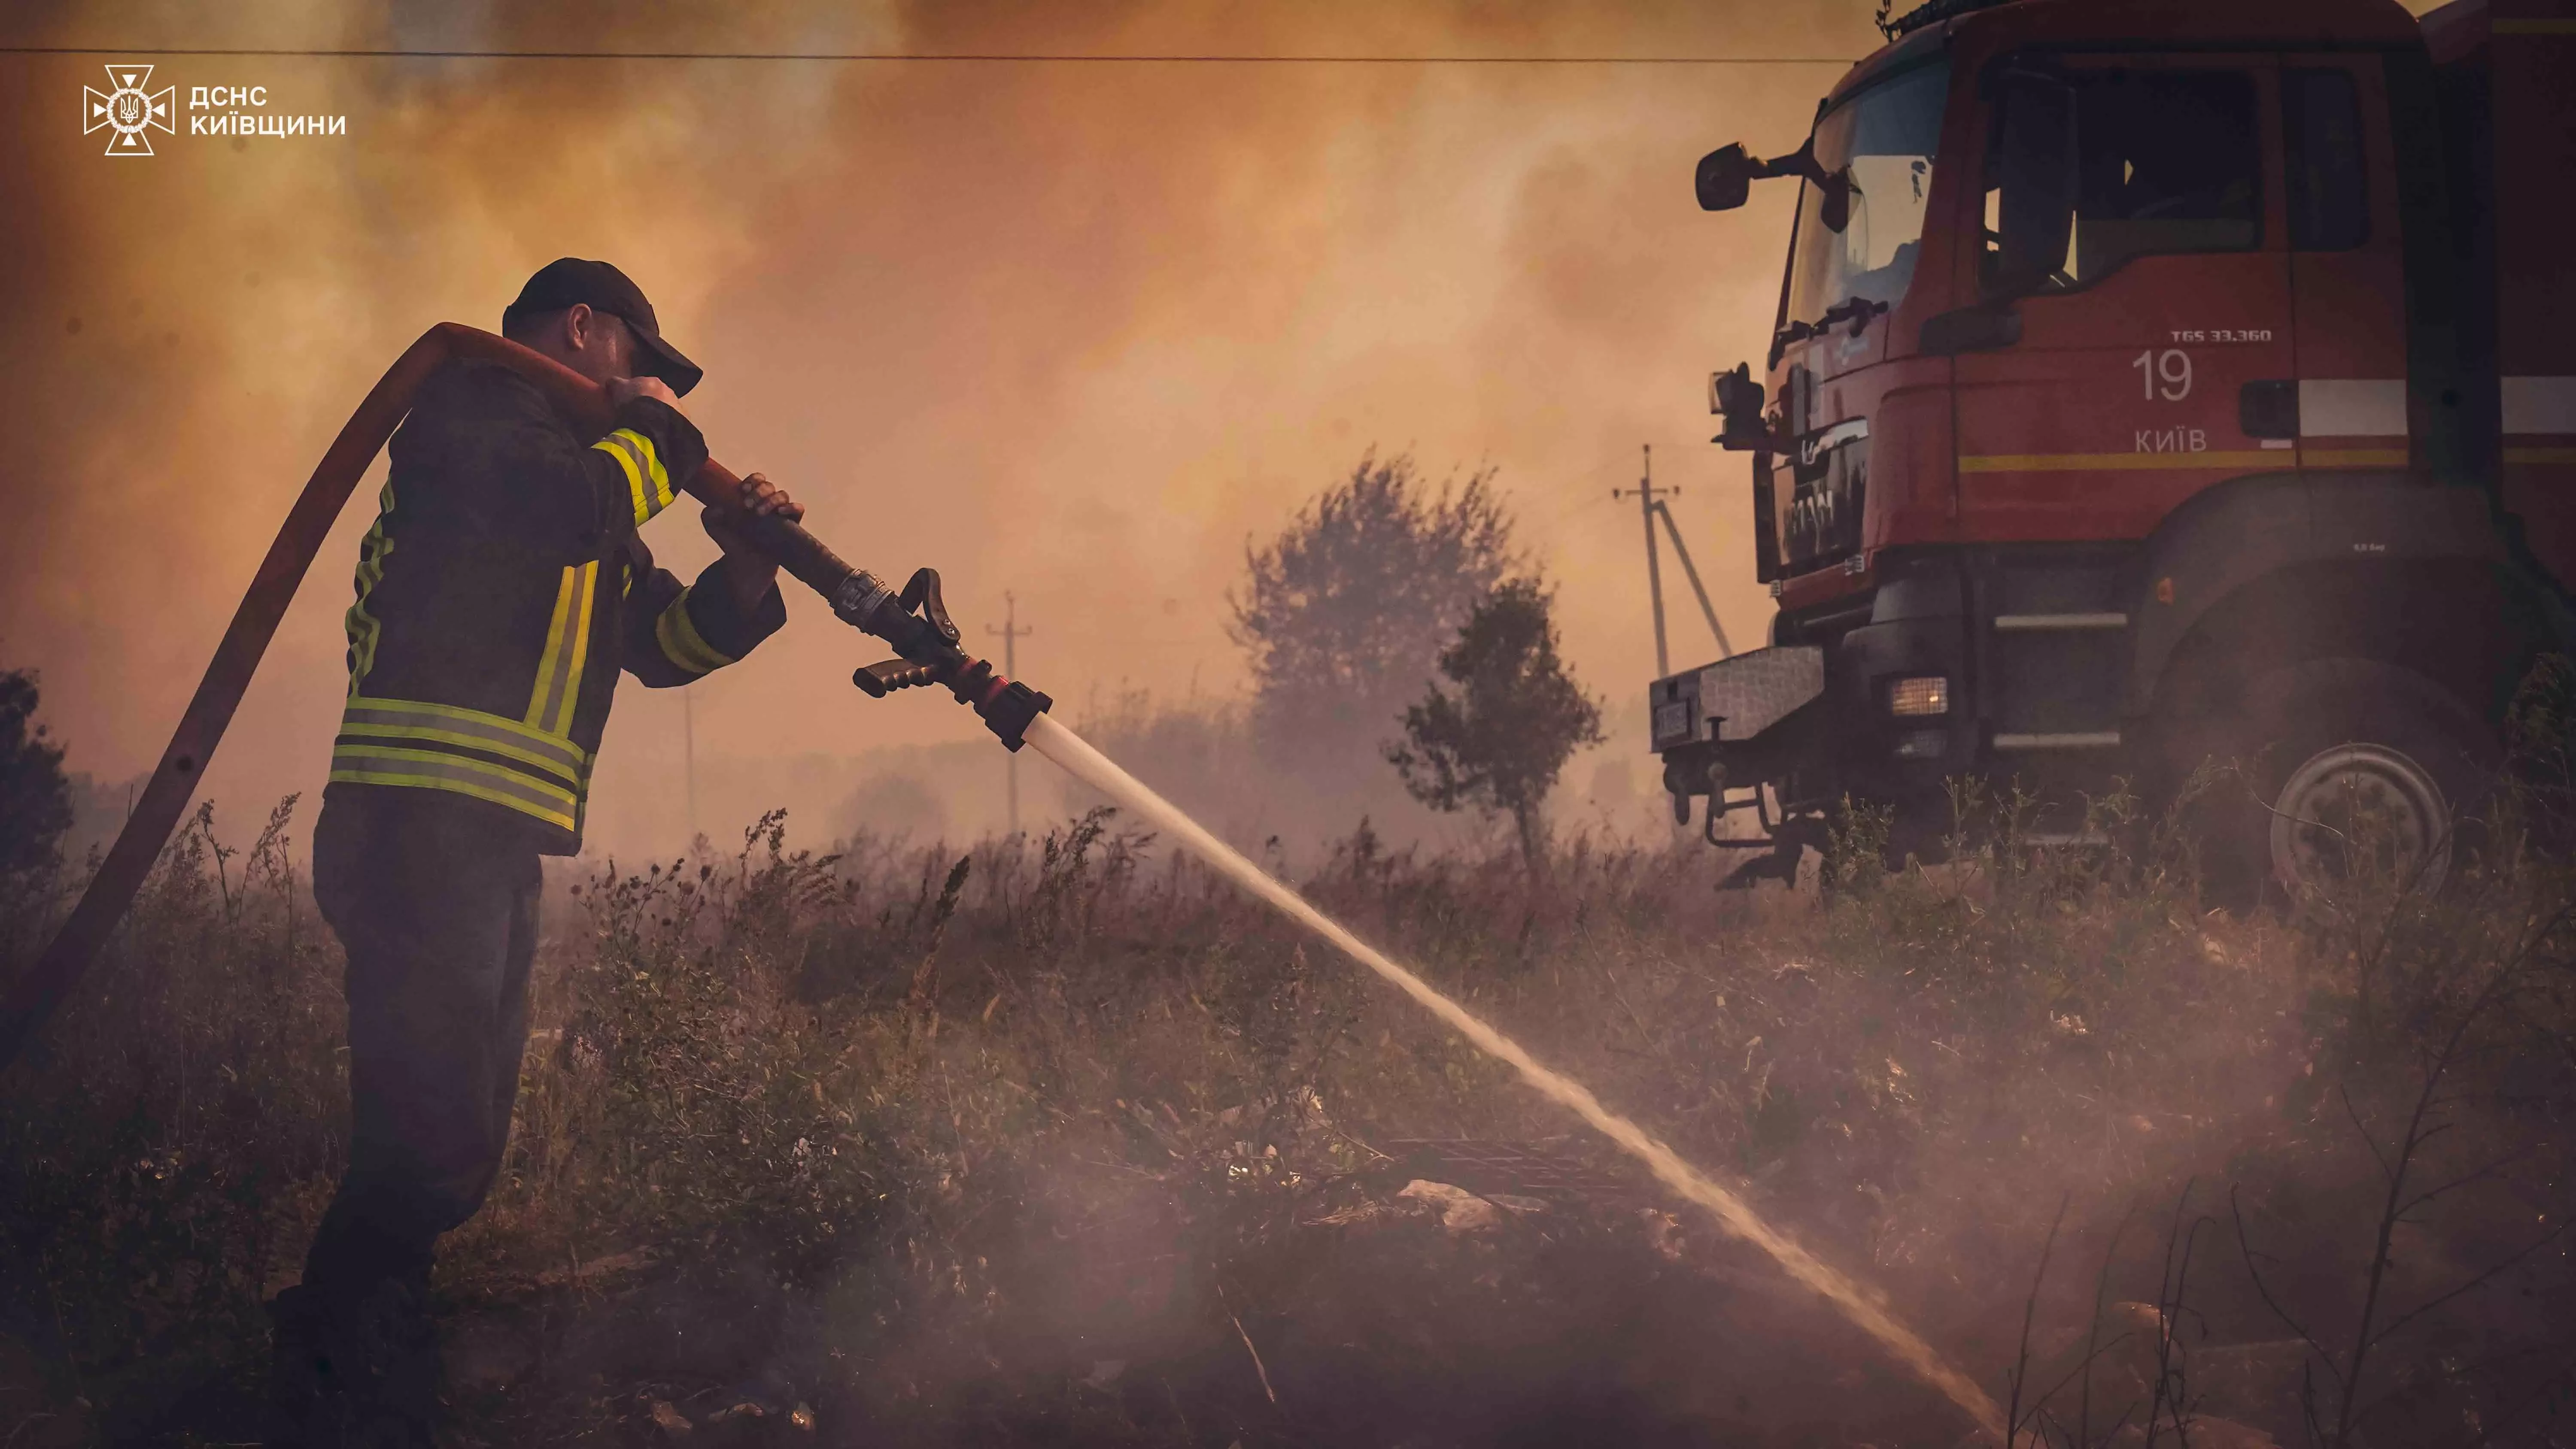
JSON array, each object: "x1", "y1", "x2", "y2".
[{"x1": 1653, "y1": 0, "x2": 2576, "y2": 897}]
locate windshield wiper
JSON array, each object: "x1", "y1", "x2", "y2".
[
  {"x1": 1770, "y1": 295, "x2": 1891, "y2": 365},
  {"x1": 1818, "y1": 295, "x2": 1889, "y2": 332}
]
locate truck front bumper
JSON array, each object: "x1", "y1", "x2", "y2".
[{"x1": 1652, "y1": 582, "x2": 1973, "y2": 836}]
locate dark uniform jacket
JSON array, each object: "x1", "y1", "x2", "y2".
[{"x1": 326, "y1": 358, "x2": 785, "y2": 853}]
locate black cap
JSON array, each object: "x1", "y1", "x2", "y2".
[{"x1": 503, "y1": 257, "x2": 703, "y2": 397}]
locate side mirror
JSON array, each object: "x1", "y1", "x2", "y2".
[
  {"x1": 1989, "y1": 72, "x2": 2076, "y2": 293},
  {"x1": 1710, "y1": 363, "x2": 1771, "y2": 451},
  {"x1": 1695, "y1": 143, "x2": 1757, "y2": 211},
  {"x1": 1698, "y1": 137, "x2": 1837, "y2": 214}
]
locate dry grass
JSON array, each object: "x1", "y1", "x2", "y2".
[{"x1": 4, "y1": 769, "x2": 2573, "y2": 1445}]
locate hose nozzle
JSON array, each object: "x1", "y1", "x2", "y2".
[{"x1": 845, "y1": 567, "x2": 1054, "y2": 751}]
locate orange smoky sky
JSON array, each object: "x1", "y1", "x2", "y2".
[{"x1": 1, "y1": 1, "x2": 1886, "y2": 852}]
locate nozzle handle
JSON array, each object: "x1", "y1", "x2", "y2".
[{"x1": 853, "y1": 658, "x2": 943, "y2": 697}]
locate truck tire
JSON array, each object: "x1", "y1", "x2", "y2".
[{"x1": 2165, "y1": 658, "x2": 2494, "y2": 907}]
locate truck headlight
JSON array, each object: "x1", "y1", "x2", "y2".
[{"x1": 1887, "y1": 675, "x2": 1950, "y2": 718}]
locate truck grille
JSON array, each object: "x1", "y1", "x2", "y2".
[{"x1": 1762, "y1": 430, "x2": 1870, "y2": 577}]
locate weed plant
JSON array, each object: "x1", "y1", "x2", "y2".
[{"x1": 4, "y1": 757, "x2": 2572, "y2": 1444}]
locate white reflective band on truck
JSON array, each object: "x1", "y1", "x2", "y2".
[
  {"x1": 2504, "y1": 378, "x2": 2576, "y2": 435},
  {"x1": 2299, "y1": 379, "x2": 2409, "y2": 437}
]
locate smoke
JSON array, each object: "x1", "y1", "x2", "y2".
[
  {"x1": 0, "y1": 1, "x2": 1879, "y2": 858},
  {"x1": 1030, "y1": 711, "x2": 2006, "y2": 1433}
]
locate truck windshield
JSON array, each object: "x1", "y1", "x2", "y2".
[{"x1": 1784, "y1": 64, "x2": 1950, "y2": 333}]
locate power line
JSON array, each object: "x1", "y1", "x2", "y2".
[
  {"x1": 1538, "y1": 450, "x2": 1649, "y2": 522},
  {"x1": 0, "y1": 44, "x2": 1861, "y2": 64}
]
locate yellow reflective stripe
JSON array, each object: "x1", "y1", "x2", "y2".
[
  {"x1": 528, "y1": 565, "x2": 579, "y2": 726},
  {"x1": 625, "y1": 429, "x2": 674, "y2": 513},
  {"x1": 553, "y1": 561, "x2": 598, "y2": 735},
  {"x1": 1959, "y1": 451, "x2": 2285, "y2": 473},
  {"x1": 2300, "y1": 449, "x2": 2409, "y2": 469},
  {"x1": 336, "y1": 721, "x2": 583, "y2": 785},
  {"x1": 592, "y1": 429, "x2": 672, "y2": 525},
  {"x1": 329, "y1": 743, "x2": 581, "y2": 830},
  {"x1": 654, "y1": 587, "x2": 735, "y2": 675},
  {"x1": 525, "y1": 561, "x2": 598, "y2": 736},
  {"x1": 329, "y1": 742, "x2": 579, "y2": 800},
  {"x1": 328, "y1": 766, "x2": 579, "y2": 833},
  {"x1": 594, "y1": 432, "x2": 648, "y2": 524},
  {"x1": 1957, "y1": 449, "x2": 2423, "y2": 474},
  {"x1": 343, "y1": 694, "x2": 588, "y2": 765}
]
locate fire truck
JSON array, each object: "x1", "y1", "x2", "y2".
[{"x1": 1649, "y1": 0, "x2": 2575, "y2": 895}]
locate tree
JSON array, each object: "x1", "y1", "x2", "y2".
[
  {"x1": 1385, "y1": 579, "x2": 1604, "y2": 868},
  {"x1": 1229, "y1": 452, "x2": 1517, "y2": 787},
  {"x1": 0, "y1": 667, "x2": 73, "y2": 883}
]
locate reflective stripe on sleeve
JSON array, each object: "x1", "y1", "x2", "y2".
[
  {"x1": 592, "y1": 428, "x2": 675, "y2": 526},
  {"x1": 653, "y1": 587, "x2": 735, "y2": 676}
]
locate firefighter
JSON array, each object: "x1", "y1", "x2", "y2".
[{"x1": 264, "y1": 258, "x2": 802, "y2": 1444}]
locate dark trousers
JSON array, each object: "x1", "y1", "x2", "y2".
[{"x1": 304, "y1": 788, "x2": 542, "y2": 1300}]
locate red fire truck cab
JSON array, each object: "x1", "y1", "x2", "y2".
[{"x1": 1652, "y1": 0, "x2": 2576, "y2": 894}]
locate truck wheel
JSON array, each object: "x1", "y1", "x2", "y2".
[{"x1": 2169, "y1": 658, "x2": 2493, "y2": 907}]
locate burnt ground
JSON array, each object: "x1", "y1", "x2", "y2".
[
  {"x1": 8, "y1": 804, "x2": 2575, "y2": 1446},
  {"x1": 436, "y1": 1142, "x2": 1979, "y2": 1449},
  {"x1": 18, "y1": 1135, "x2": 2439, "y2": 1449}
]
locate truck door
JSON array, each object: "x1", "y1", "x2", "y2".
[
  {"x1": 2279, "y1": 59, "x2": 2412, "y2": 482},
  {"x1": 1946, "y1": 57, "x2": 2295, "y2": 767},
  {"x1": 1952, "y1": 58, "x2": 2297, "y2": 544},
  {"x1": 2488, "y1": 13, "x2": 2576, "y2": 580}
]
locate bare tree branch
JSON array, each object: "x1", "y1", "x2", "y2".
[
  {"x1": 2330, "y1": 951, "x2": 2526, "y2": 1449},
  {"x1": 2367, "y1": 1217, "x2": 2572, "y2": 1351},
  {"x1": 2230, "y1": 1184, "x2": 2341, "y2": 1391},
  {"x1": 2395, "y1": 1141, "x2": 2540, "y2": 1222},
  {"x1": 2079, "y1": 1198, "x2": 2142, "y2": 1449},
  {"x1": 2339, "y1": 1085, "x2": 2393, "y2": 1186},
  {"x1": 2008, "y1": 1192, "x2": 2072, "y2": 1448},
  {"x1": 2028, "y1": 1333, "x2": 2138, "y2": 1440},
  {"x1": 2144, "y1": 1182, "x2": 2211, "y2": 1448}
]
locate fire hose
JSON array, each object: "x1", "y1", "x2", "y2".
[{"x1": 0, "y1": 324, "x2": 1048, "y2": 1070}]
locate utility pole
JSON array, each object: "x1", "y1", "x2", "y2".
[
  {"x1": 1614, "y1": 444, "x2": 1673, "y2": 677},
  {"x1": 987, "y1": 592, "x2": 1034, "y2": 834},
  {"x1": 1653, "y1": 497, "x2": 1735, "y2": 660},
  {"x1": 1613, "y1": 444, "x2": 1735, "y2": 671},
  {"x1": 682, "y1": 685, "x2": 698, "y2": 841}
]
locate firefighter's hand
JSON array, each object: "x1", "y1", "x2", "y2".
[
  {"x1": 606, "y1": 375, "x2": 683, "y2": 411},
  {"x1": 732, "y1": 472, "x2": 803, "y2": 524},
  {"x1": 704, "y1": 473, "x2": 801, "y2": 612},
  {"x1": 700, "y1": 473, "x2": 803, "y2": 549}
]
